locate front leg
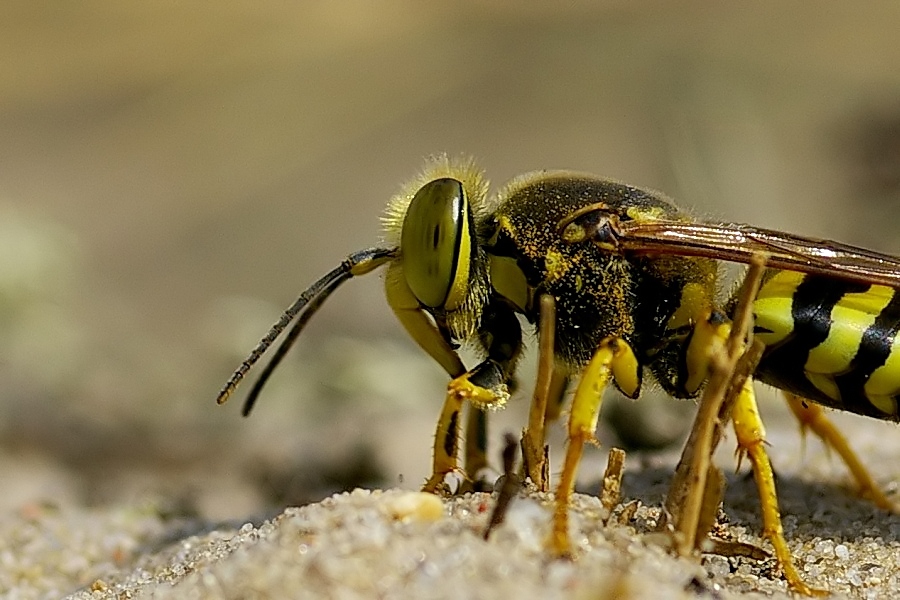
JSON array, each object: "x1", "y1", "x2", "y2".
[
  {"x1": 422, "y1": 299, "x2": 523, "y2": 493},
  {"x1": 422, "y1": 358, "x2": 510, "y2": 493}
]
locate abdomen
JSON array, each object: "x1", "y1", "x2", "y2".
[{"x1": 751, "y1": 270, "x2": 900, "y2": 421}]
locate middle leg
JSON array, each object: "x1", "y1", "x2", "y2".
[{"x1": 551, "y1": 336, "x2": 640, "y2": 555}]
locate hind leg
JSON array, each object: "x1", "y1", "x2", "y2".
[{"x1": 785, "y1": 393, "x2": 895, "y2": 511}]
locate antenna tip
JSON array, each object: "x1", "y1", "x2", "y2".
[{"x1": 216, "y1": 386, "x2": 234, "y2": 405}]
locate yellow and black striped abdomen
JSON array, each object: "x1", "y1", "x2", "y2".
[{"x1": 751, "y1": 270, "x2": 900, "y2": 421}]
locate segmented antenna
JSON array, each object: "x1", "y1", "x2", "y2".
[
  {"x1": 215, "y1": 246, "x2": 397, "y2": 410},
  {"x1": 241, "y1": 274, "x2": 344, "y2": 416}
]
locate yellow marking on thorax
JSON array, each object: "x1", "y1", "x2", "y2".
[
  {"x1": 544, "y1": 249, "x2": 568, "y2": 283},
  {"x1": 489, "y1": 254, "x2": 531, "y2": 313},
  {"x1": 625, "y1": 205, "x2": 668, "y2": 222},
  {"x1": 666, "y1": 282, "x2": 714, "y2": 331},
  {"x1": 494, "y1": 214, "x2": 515, "y2": 239}
]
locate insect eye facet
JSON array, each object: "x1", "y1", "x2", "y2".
[{"x1": 401, "y1": 178, "x2": 469, "y2": 309}]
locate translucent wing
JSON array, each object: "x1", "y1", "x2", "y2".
[
  {"x1": 615, "y1": 221, "x2": 900, "y2": 288},
  {"x1": 560, "y1": 205, "x2": 900, "y2": 288}
]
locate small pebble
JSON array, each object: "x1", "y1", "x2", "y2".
[
  {"x1": 835, "y1": 544, "x2": 850, "y2": 561},
  {"x1": 381, "y1": 492, "x2": 444, "y2": 522}
]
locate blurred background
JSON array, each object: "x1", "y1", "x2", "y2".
[{"x1": 2, "y1": 1, "x2": 900, "y2": 521}]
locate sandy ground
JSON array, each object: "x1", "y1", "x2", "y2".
[
  {"x1": 3, "y1": 2, "x2": 900, "y2": 598},
  {"x1": 6, "y1": 427, "x2": 900, "y2": 599}
]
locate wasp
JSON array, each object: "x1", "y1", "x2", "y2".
[{"x1": 217, "y1": 155, "x2": 900, "y2": 594}]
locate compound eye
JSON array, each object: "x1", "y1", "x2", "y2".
[{"x1": 401, "y1": 178, "x2": 470, "y2": 309}]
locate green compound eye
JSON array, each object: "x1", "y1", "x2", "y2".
[{"x1": 401, "y1": 178, "x2": 471, "y2": 310}]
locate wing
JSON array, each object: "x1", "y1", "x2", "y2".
[{"x1": 561, "y1": 206, "x2": 900, "y2": 288}]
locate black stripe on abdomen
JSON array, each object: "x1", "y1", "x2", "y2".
[
  {"x1": 756, "y1": 276, "x2": 869, "y2": 411},
  {"x1": 834, "y1": 288, "x2": 900, "y2": 414}
]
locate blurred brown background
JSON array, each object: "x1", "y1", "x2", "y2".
[{"x1": 2, "y1": 1, "x2": 900, "y2": 520}]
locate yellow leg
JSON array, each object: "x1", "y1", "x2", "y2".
[
  {"x1": 523, "y1": 364, "x2": 567, "y2": 492},
  {"x1": 551, "y1": 337, "x2": 640, "y2": 556},
  {"x1": 523, "y1": 294, "x2": 557, "y2": 491},
  {"x1": 422, "y1": 387, "x2": 465, "y2": 493},
  {"x1": 785, "y1": 393, "x2": 895, "y2": 511},
  {"x1": 464, "y1": 406, "x2": 488, "y2": 485},
  {"x1": 732, "y1": 382, "x2": 824, "y2": 596},
  {"x1": 543, "y1": 365, "x2": 570, "y2": 424},
  {"x1": 422, "y1": 371, "x2": 508, "y2": 493}
]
